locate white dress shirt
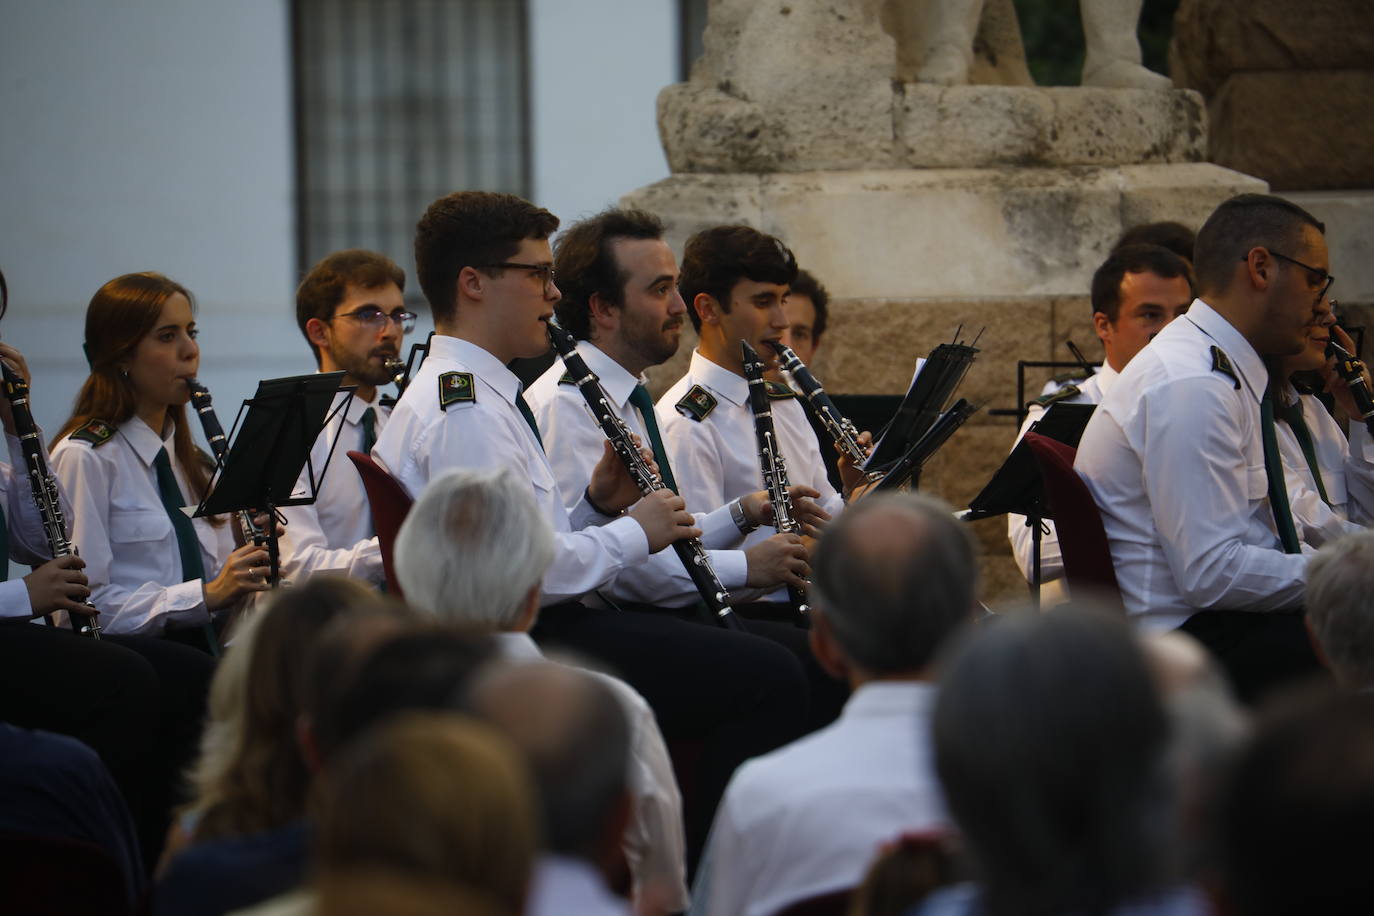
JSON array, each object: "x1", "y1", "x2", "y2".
[
  {"x1": 526, "y1": 855, "x2": 631, "y2": 916},
  {"x1": 690, "y1": 682, "x2": 947, "y2": 916},
  {"x1": 1277, "y1": 385, "x2": 1374, "y2": 547},
  {"x1": 50, "y1": 417, "x2": 236, "y2": 635},
  {"x1": 279, "y1": 386, "x2": 384, "y2": 584},
  {"x1": 494, "y1": 632, "x2": 687, "y2": 914},
  {"x1": 526, "y1": 341, "x2": 749, "y2": 606},
  {"x1": 1074, "y1": 299, "x2": 1308, "y2": 630},
  {"x1": 1007, "y1": 364, "x2": 1117, "y2": 593},
  {"x1": 658, "y1": 350, "x2": 844, "y2": 549},
  {"x1": 0, "y1": 432, "x2": 61, "y2": 620},
  {"x1": 370, "y1": 335, "x2": 649, "y2": 607}
]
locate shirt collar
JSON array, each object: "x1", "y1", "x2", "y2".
[
  {"x1": 119, "y1": 415, "x2": 175, "y2": 468},
  {"x1": 840, "y1": 680, "x2": 937, "y2": 720},
  {"x1": 689, "y1": 348, "x2": 749, "y2": 407},
  {"x1": 1096, "y1": 361, "x2": 1119, "y2": 396},
  {"x1": 330, "y1": 384, "x2": 384, "y2": 426},
  {"x1": 493, "y1": 631, "x2": 544, "y2": 661},
  {"x1": 430, "y1": 334, "x2": 522, "y2": 406},
  {"x1": 578, "y1": 342, "x2": 643, "y2": 410},
  {"x1": 1183, "y1": 298, "x2": 1267, "y2": 403}
]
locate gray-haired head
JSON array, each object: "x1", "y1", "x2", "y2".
[
  {"x1": 395, "y1": 467, "x2": 555, "y2": 630},
  {"x1": 1307, "y1": 529, "x2": 1374, "y2": 689},
  {"x1": 933, "y1": 607, "x2": 1175, "y2": 915},
  {"x1": 810, "y1": 491, "x2": 977, "y2": 676}
]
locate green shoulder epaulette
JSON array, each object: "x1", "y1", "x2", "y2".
[
  {"x1": 70, "y1": 418, "x2": 116, "y2": 447},
  {"x1": 764, "y1": 380, "x2": 797, "y2": 400},
  {"x1": 1051, "y1": 366, "x2": 1094, "y2": 384},
  {"x1": 1210, "y1": 346, "x2": 1241, "y2": 390},
  {"x1": 675, "y1": 384, "x2": 717, "y2": 422},
  {"x1": 1029, "y1": 384, "x2": 1081, "y2": 409},
  {"x1": 438, "y1": 371, "x2": 476, "y2": 410},
  {"x1": 557, "y1": 372, "x2": 576, "y2": 387}
]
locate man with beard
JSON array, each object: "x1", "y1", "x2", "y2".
[
  {"x1": 526, "y1": 208, "x2": 811, "y2": 611},
  {"x1": 280, "y1": 249, "x2": 413, "y2": 586}
]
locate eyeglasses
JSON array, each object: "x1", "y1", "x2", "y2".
[
  {"x1": 479, "y1": 262, "x2": 557, "y2": 294},
  {"x1": 329, "y1": 307, "x2": 417, "y2": 333},
  {"x1": 1264, "y1": 250, "x2": 1335, "y2": 301}
]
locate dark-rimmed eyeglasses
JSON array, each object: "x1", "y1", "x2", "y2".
[
  {"x1": 1258, "y1": 250, "x2": 1335, "y2": 301},
  {"x1": 328, "y1": 307, "x2": 417, "y2": 333},
  {"x1": 478, "y1": 262, "x2": 557, "y2": 294}
]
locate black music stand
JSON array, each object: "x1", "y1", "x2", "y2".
[
  {"x1": 194, "y1": 372, "x2": 351, "y2": 585},
  {"x1": 867, "y1": 340, "x2": 979, "y2": 473},
  {"x1": 962, "y1": 402, "x2": 1095, "y2": 608}
]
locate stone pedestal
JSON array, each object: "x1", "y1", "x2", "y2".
[{"x1": 627, "y1": 163, "x2": 1264, "y2": 604}]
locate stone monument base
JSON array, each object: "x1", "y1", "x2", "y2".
[{"x1": 626, "y1": 162, "x2": 1264, "y2": 604}]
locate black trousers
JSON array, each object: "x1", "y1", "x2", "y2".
[
  {"x1": 531, "y1": 602, "x2": 810, "y2": 871},
  {"x1": 1178, "y1": 610, "x2": 1328, "y2": 705},
  {"x1": 0, "y1": 623, "x2": 214, "y2": 871}
]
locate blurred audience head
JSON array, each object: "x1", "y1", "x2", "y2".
[
  {"x1": 809, "y1": 492, "x2": 976, "y2": 684},
  {"x1": 466, "y1": 662, "x2": 631, "y2": 873},
  {"x1": 395, "y1": 467, "x2": 554, "y2": 632},
  {"x1": 1306, "y1": 529, "x2": 1374, "y2": 690},
  {"x1": 933, "y1": 606, "x2": 1174, "y2": 916},
  {"x1": 1217, "y1": 687, "x2": 1374, "y2": 916},
  {"x1": 315, "y1": 712, "x2": 537, "y2": 916}
]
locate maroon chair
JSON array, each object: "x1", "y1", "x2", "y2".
[
  {"x1": 346, "y1": 450, "x2": 413, "y2": 597},
  {"x1": 1021, "y1": 432, "x2": 1124, "y2": 611}
]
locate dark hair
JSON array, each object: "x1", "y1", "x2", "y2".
[
  {"x1": 789, "y1": 268, "x2": 830, "y2": 342},
  {"x1": 1090, "y1": 244, "x2": 1195, "y2": 323},
  {"x1": 1113, "y1": 221, "x2": 1196, "y2": 263},
  {"x1": 54, "y1": 272, "x2": 217, "y2": 513},
  {"x1": 934, "y1": 608, "x2": 1173, "y2": 916},
  {"x1": 413, "y1": 192, "x2": 559, "y2": 324},
  {"x1": 1193, "y1": 194, "x2": 1325, "y2": 299},
  {"x1": 296, "y1": 250, "x2": 406, "y2": 363},
  {"x1": 811, "y1": 492, "x2": 975, "y2": 675},
  {"x1": 679, "y1": 225, "x2": 797, "y2": 331},
  {"x1": 552, "y1": 208, "x2": 665, "y2": 341},
  {"x1": 315, "y1": 629, "x2": 493, "y2": 763},
  {"x1": 1219, "y1": 688, "x2": 1374, "y2": 916}
]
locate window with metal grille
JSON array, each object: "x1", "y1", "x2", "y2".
[{"x1": 292, "y1": 0, "x2": 531, "y2": 293}]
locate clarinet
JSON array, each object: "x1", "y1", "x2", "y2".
[
  {"x1": 765, "y1": 339, "x2": 879, "y2": 483},
  {"x1": 546, "y1": 320, "x2": 743, "y2": 631},
  {"x1": 0, "y1": 363, "x2": 100, "y2": 637},
  {"x1": 742, "y1": 341, "x2": 811, "y2": 620},
  {"x1": 185, "y1": 379, "x2": 270, "y2": 551},
  {"x1": 1326, "y1": 338, "x2": 1374, "y2": 439}
]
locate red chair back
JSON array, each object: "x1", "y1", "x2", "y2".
[
  {"x1": 1021, "y1": 432, "x2": 1124, "y2": 610},
  {"x1": 346, "y1": 450, "x2": 413, "y2": 597}
]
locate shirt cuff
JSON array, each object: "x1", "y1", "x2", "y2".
[
  {"x1": 708, "y1": 549, "x2": 748, "y2": 591},
  {"x1": 163, "y1": 580, "x2": 212, "y2": 627},
  {"x1": 0, "y1": 578, "x2": 31, "y2": 621},
  {"x1": 696, "y1": 503, "x2": 741, "y2": 548},
  {"x1": 603, "y1": 515, "x2": 650, "y2": 566}
]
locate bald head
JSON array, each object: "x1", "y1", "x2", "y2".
[{"x1": 811, "y1": 492, "x2": 976, "y2": 676}]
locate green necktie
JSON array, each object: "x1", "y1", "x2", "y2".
[
  {"x1": 154, "y1": 447, "x2": 218, "y2": 655},
  {"x1": 514, "y1": 391, "x2": 544, "y2": 452},
  {"x1": 1275, "y1": 397, "x2": 1332, "y2": 507},
  {"x1": 154, "y1": 447, "x2": 207, "y2": 582},
  {"x1": 360, "y1": 406, "x2": 377, "y2": 455},
  {"x1": 628, "y1": 383, "x2": 677, "y2": 493},
  {"x1": 1260, "y1": 393, "x2": 1303, "y2": 554}
]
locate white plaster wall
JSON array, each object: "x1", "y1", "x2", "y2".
[
  {"x1": 528, "y1": 0, "x2": 675, "y2": 224},
  {"x1": 0, "y1": 0, "x2": 299, "y2": 437}
]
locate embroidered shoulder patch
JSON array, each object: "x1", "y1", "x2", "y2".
[
  {"x1": 438, "y1": 371, "x2": 476, "y2": 410},
  {"x1": 1030, "y1": 385, "x2": 1081, "y2": 409},
  {"x1": 1051, "y1": 366, "x2": 1093, "y2": 384},
  {"x1": 1210, "y1": 346, "x2": 1241, "y2": 390},
  {"x1": 675, "y1": 384, "x2": 717, "y2": 422},
  {"x1": 70, "y1": 418, "x2": 116, "y2": 447},
  {"x1": 764, "y1": 380, "x2": 797, "y2": 400},
  {"x1": 557, "y1": 372, "x2": 576, "y2": 387}
]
